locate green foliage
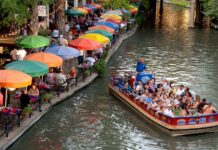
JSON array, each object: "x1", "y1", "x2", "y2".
[
  {"x1": 136, "y1": 0, "x2": 149, "y2": 25},
  {"x1": 104, "y1": 0, "x2": 130, "y2": 10},
  {"x1": 201, "y1": 0, "x2": 218, "y2": 19},
  {"x1": 93, "y1": 59, "x2": 107, "y2": 76},
  {"x1": 169, "y1": 0, "x2": 190, "y2": 7},
  {"x1": 38, "y1": 28, "x2": 51, "y2": 37},
  {"x1": 0, "y1": 0, "x2": 51, "y2": 27}
]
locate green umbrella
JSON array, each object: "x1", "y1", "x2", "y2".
[
  {"x1": 86, "y1": 29, "x2": 113, "y2": 40},
  {"x1": 5, "y1": 60, "x2": 49, "y2": 77},
  {"x1": 65, "y1": 9, "x2": 82, "y2": 16},
  {"x1": 16, "y1": 35, "x2": 50, "y2": 48}
]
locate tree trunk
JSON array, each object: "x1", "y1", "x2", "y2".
[
  {"x1": 28, "y1": 4, "x2": 39, "y2": 35},
  {"x1": 54, "y1": 0, "x2": 66, "y2": 36}
]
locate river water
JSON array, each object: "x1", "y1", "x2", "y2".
[{"x1": 9, "y1": 3, "x2": 218, "y2": 150}]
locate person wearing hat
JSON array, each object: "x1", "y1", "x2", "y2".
[{"x1": 163, "y1": 103, "x2": 174, "y2": 117}]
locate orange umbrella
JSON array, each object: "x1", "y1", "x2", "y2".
[
  {"x1": 89, "y1": 25, "x2": 115, "y2": 33},
  {"x1": 106, "y1": 18, "x2": 122, "y2": 25},
  {"x1": 0, "y1": 70, "x2": 32, "y2": 107},
  {"x1": 69, "y1": 38, "x2": 102, "y2": 50},
  {"x1": 0, "y1": 70, "x2": 32, "y2": 88},
  {"x1": 25, "y1": 52, "x2": 63, "y2": 67}
]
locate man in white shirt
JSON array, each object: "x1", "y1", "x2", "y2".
[
  {"x1": 176, "y1": 85, "x2": 185, "y2": 96},
  {"x1": 16, "y1": 49, "x2": 27, "y2": 60},
  {"x1": 163, "y1": 104, "x2": 174, "y2": 117}
]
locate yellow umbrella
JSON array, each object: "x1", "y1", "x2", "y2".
[
  {"x1": 100, "y1": 14, "x2": 122, "y2": 20},
  {"x1": 74, "y1": 7, "x2": 88, "y2": 15},
  {"x1": 79, "y1": 33, "x2": 110, "y2": 45}
]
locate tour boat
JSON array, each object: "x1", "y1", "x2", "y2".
[{"x1": 109, "y1": 78, "x2": 218, "y2": 136}]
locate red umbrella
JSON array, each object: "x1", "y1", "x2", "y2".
[
  {"x1": 106, "y1": 19, "x2": 122, "y2": 25},
  {"x1": 68, "y1": 38, "x2": 102, "y2": 50}
]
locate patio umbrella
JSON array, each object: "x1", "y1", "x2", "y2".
[
  {"x1": 82, "y1": 6, "x2": 92, "y2": 12},
  {"x1": 88, "y1": 25, "x2": 115, "y2": 33},
  {"x1": 105, "y1": 10, "x2": 123, "y2": 16},
  {"x1": 74, "y1": 7, "x2": 88, "y2": 15},
  {"x1": 65, "y1": 9, "x2": 82, "y2": 16},
  {"x1": 0, "y1": 70, "x2": 32, "y2": 107},
  {"x1": 5, "y1": 60, "x2": 48, "y2": 77},
  {"x1": 25, "y1": 52, "x2": 63, "y2": 67},
  {"x1": 106, "y1": 18, "x2": 122, "y2": 25},
  {"x1": 101, "y1": 14, "x2": 122, "y2": 20},
  {"x1": 45, "y1": 46, "x2": 80, "y2": 60},
  {"x1": 16, "y1": 35, "x2": 49, "y2": 48},
  {"x1": 95, "y1": 21, "x2": 119, "y2": 30},
  {"x1": 69, "y1": 38, "x2": 102, "y2": 50},
  {"x1": 84, "y1": 4, "x2": 97, "y2": 11},
  {"x1": 91, "y1": 3, "x2": 102, "y2": 9},
  {"x1": 79, "y1": 33, "x2": 110, "y2": 44},
  {"x1": 86, "y1": 30, "x2": 113, "y2": 40}
]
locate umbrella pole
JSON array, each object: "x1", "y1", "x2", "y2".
[{"x1": 5, "y1": 89, "x2": 8, "y2": 107}]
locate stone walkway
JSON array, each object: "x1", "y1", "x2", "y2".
[{"x1": 0, "y1": 25, "x2": 138, "y2": 150}]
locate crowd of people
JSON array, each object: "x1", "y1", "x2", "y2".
[{"x1": 116, "y1": 58, "x2": 217, "y2": 118}]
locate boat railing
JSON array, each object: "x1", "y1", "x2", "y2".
[{"x1": 110, "y1": 78, "x2": 218, "y2": 126}]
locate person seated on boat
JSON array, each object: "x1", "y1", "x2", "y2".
[
  {"x1": 150, "y1": 96, "x2": 158, "y2": 110},
  {"x1": 123, "y1": 82, "x2": 132, "y2": 93},
  {"x1": 173, "y1": 95, "x2": 181, "y2": 106},
  {"x1": 176, "y1": 85, "x2": 185, "y2": 97},
  {"x1": 128, "y1": 75, "x2": 135, "y2": 90},
  {"x1": 136, "y1": 90, "x2": 146, "y2": 102},
  {"x1": 144, "y1": 92, "x2": 153, "y2": 105},
  {"x1": 197, "y1": 98, "x2": 207, "y2": 113},
  {"x1": 28, "y1": 84, "x2": 40, "y2": 103},
  {"x1": 163, "y1": 104, "x2": 174, "y2": 117},
  {"x1": 203, "y1": 102, "x2": 216, "y2": 115},
  {"x1": 173, "y1": 101, "x2": 181, "y2": 116},
  {"x1": 135, "y1": 81, "x2": 144, "y2": 93},
  {"x1": 180, "y1": 104, "x2": 190, "y2": 117},
  {"x1": 147, "y1": 79, "x2": 156, "y2": 93},
  {"x1": 45, "y1": 68, "x2": 56, "y2": 85},
  {"x1": 192, "y1": 95, "x2": 201, "y2": 109},
  {"x1": 136, "y1": 58, "x2": 146, "y2": 73}
]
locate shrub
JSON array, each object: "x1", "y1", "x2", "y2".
[{"x1": 93, "y1": 59, "x2": 107, "y2": 76}]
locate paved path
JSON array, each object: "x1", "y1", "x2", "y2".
[{"x1": 0, "y1": 25, "x2": 138, "y2": 150}]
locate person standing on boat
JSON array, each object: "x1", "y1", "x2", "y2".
[{"x1": 136, "y1": 58, "x2": 146, "y2": 73}]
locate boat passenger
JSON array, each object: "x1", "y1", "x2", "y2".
[
  {"x1": 180, "y1": 104, "x2": 189, "y2": 117},
  {"x1": 144, "y1": 92, "x2": 153, "y2": 105},
  {"x1": 203, "y1": 102, "x2": 216, "y2": 115},
  {"x1": 124, "y1": 82, "x2": 132, "y2": 93},
  {"x1": 163, "y1": 104, "x2": 174, "y2": 117},
  {"x1": 135, "y1": 81, "x2": 144, "y2": 92},
  {"x1": 176, "y1": 85, "x2": 185, "y2": 97},
  {"x1": 173, "y1": 102, "x2": 181, "y2": 116}
]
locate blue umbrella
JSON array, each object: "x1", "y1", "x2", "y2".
[
  {"x1": 95, "y1": 21, "x2": 120, "y2": 30},
  {"x1": 84, "y1": 4, "x2": 97, "y2": 11},
  {"x1": 45, "y1": 46, "x2": 80, "y2": 60}
]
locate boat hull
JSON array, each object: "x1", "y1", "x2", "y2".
[{"x1": 109, "y1": 84, "x2": 218, "y2": 136}]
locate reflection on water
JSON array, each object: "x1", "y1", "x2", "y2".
[{"x1": 9, "y1": 3, "x2": 218, "y2": 150}]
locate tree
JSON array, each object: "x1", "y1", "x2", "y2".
[
  {"x1": 201, "y1": 0, "x2": 218, "y2": 19},
  {"x1": 0, "y1": 0, "x2": 51, "y2": 35},
  {"x1": 54, "y1": 0, "x2": 66, "y2": 36},
  {"x1": 104, "y1": 0, "x2": 130, "y2": 10}
]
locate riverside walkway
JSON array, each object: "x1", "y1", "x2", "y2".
[{"x1": 0, "y1": 25, "x2": 138, "y2": 150}]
